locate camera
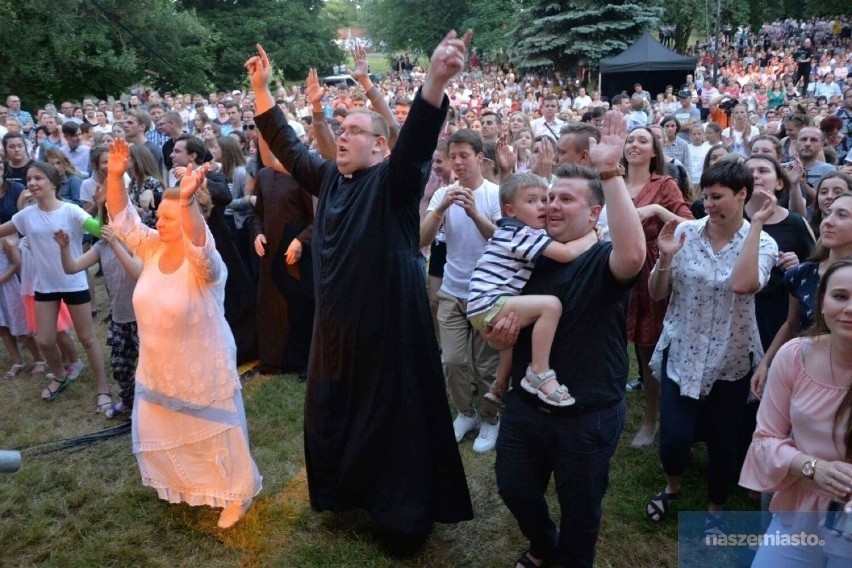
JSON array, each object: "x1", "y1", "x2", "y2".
[
  {"x1": 826, "y1": 499, "x2": 852, "y2": 534},
  {"x1": 718, "y1": 97, "x2": 740, "y2": 115}
]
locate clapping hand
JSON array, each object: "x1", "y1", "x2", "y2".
[
  {"x1": 495, "y1": 135, "x2": 515, "y2": 174},
  {"x1": 750, "y1": 189, "x2": 777, "y2": 225}
]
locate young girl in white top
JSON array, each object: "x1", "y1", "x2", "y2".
[{"x1": 0, "y1": 161, "x2": 111, "y2": 408}]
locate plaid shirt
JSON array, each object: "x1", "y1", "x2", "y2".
[{"x1": 146, "y1": 128, "x2": 169, "y2": 149}]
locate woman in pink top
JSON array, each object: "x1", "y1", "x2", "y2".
[{"x1": 740, "y1": 259, "x2": 852, "y2": 566}]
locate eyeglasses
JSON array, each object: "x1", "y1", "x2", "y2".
[{"x1": 335, "y1": 126, "x2": 381, "y2": 138}]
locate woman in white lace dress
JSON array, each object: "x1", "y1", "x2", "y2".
[{"x1": 105, "y1": 139, "x2": 261, "y2": 529}]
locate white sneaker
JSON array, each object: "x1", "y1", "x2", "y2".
[
  {"x1": 66, "y1": 360, "x2": 84, "y2": 380},
  {"x1": 452, "y1": 412, "x2": 480, "y2": 443},
  {"x1": 472, "y1": 420, "x2": 500, "y2": 453}
]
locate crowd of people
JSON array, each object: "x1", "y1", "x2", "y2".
[{"x1": 1, "y1": 16, "x2": 852, "y2": 567}]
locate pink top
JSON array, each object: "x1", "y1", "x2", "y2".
[{"x1": 740, "y1": 338, "x2": 849, "y2": 517}]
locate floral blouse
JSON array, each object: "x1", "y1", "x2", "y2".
[{"x1": 650, "y1": 217, "x2": 779, "y2": 399}]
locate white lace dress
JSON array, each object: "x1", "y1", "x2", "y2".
[
  {"x1": 0, "y1": 245, "x2": 27, "y2": 336},
  {"x1": 112, "y1": 203, "x2": 262, "y2": 507}
]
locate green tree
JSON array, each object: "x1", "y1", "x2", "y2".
[
  {"x1": 0, "y1": 0, "x2": 215, "y2": 104},
  {"x1": 323, "y1": 0, "x2": 362, "y2": 31},
  {"x1": 511, "y1": 0, "x2": 663, "y2": 71},
  {"x1": 461, "y1": 0, "x2": 517, "y2": 61},
  {"x1": 183, "y1": 0, "x2": 343, "y2": 86},
  {"x1": 363, "y1": 0, "x2": 470, "y2": 53}
]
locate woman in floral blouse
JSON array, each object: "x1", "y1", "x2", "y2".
[{"x1": 644, "y1": 161, "x2": 778, "y2": 535}]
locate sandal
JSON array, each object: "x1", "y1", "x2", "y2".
[
  {"x1": 41, "y1": 374, "x2": 70, "y2": 401},
  {"x1": 104, "y1": 401, "x2": 130, "y2": 419},
  {"x1": 95, "y1": 392, "x2": 113, "y2": 414},
  {"x1": 521, "y1": 366, "x2": 575, "y2": 407},
  {"x1": 4, "y1": 363, "x2": 26, "y2": 379},
  {"x1": 646, "y1": 489, "x2": 679, "y2": 523},
  {"x1": 30, "y1": 360, "x2": 47, "y2": 376},
  {"x1": 515, "y1": 551, "x2": 543, "y2": 568}
]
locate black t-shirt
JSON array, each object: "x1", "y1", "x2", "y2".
[
  {"x1": 162, "y1": 138, "x2": 175, "y2": 172},
  {"x1": 794, "y1": 46, "x2": 812, "y2": 66},
  {"x1": 511, "y1": 241, "x2": 637, "y2": 409},
  {"x1": 3, "y1": 160, "x2": 32, "y2": 187}
]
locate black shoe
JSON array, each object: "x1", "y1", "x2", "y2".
[{"x1": 626, "y1": 378, "x2": 644, "y2": 392}]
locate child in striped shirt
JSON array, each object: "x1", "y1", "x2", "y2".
[{"x1": 467, "y1": 173, "x2": 597, "y2": 406}]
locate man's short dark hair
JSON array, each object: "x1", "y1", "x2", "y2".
[
  {"x1": 127, "y1": 109, "x2": 151, "y2": 131},
  {"x1": 447, "y1": 128, "x2": 483, "y2": 155},
  {"x1": 612, "y1": 94, "x2": 628, "y2": 106},
  {"x1": 700, "y1": 160, "x2": 754, "y2": 202},
  {"x1": 394, "y1": 97, "x2": 411, "y2": 108},
  {"x1": 163, "y1": 111, "x2": 182, "y2": 128},
  {"x1": 559, "y1": 122, "x2": 601, "y2": 152},
  {"x1": 176, "y1": 134, "x2": 206, "y2": 165},
  {"x1": 61, "y1": 121, "x2": 80, "y2": 136},
  {"x1": 542, "y1": 94, "x2": 559, "y2": 104},
  {"x1": 481, "y1": 110, "x2": 501, "y2": 124},
  {"x1": 553, "y1": 163, "x2": 605, "y2": 207}
]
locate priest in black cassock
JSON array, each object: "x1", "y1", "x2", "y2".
[{"x1": 246, "y1": 32, "x2": 474, "y2": 543}]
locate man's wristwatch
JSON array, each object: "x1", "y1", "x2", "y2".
[
  {"x1": 599, "y1": 166, "x2": 625, "y2": 180},
  {"x1": 801, "y1": 457, "x2": 819, "y2": 479}
]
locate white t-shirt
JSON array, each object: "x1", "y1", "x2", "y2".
[
  {"x1": 428, "y1": 179, "x2": 501, "y2": 299},
  {"x1": 688, "y1": 142, "x2": 712, "y2": 183},
  {"x1": 12, "y1": 202, "x2": 91, "y2": 293}
]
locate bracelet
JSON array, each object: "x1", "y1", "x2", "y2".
[
  {"x1": 654, "y1": 261, "x2": 670, "y2": 272},
  {"x1": 180, "y1": 196, "x2": 196, "y2": 207},
  {"x1": 432, "y1": 209, "x2": 444, "y2": 220}
]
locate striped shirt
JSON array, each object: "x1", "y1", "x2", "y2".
[{"x1": 467, "y1": 218, "x2": 551, "y2": 318}]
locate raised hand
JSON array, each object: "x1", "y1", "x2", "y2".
[
  {"x1": 657, "y1": 219, "x2": 686, "y2": 258},
  {"x1": 306, "y1": 69, "x2": 326, "y2": 109},
  {"x1": 589, "y1": 111, "x2": 628, "y2": 169},
  {"x1": 178, "y1": 162, "x2": 210, "y2": 203},
  {"x1": 53, "y1": 229, "x2": 70, "y2": 248},
  {"x1": 750, "y1": 189, "x2": 777, "y2": 225},
  {"x1": 107, "y1": 138, "x2": 129, "y2": 177},
  {"x1": 245, "y1": 44, "x2": 272, "y2": 91},
  {"x1": 495, "y1": 135, "x2": 516, "y2": 174},
  {"x1": 428, "y1": 29, "x2": 472, "y2": 84},
  {"x1": 351, "y1": 44, "x2": 369, "y2": 85}
]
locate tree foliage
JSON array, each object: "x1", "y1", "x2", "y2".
[
  {"x1": 0, "y1": 0, "x2": 215, "y2": 104},
  {"x1": 0, "y1": 0, "x2": 343, "y2": 106},
  {"x1": 461, "y1": 0, "x2": 517, "y2": 61},
  {"x1": 363, "y1": 0, "x2": 470, "y2": 53},
  {"x1": 181, "y1": 0, "x2": 343, "y2": 87},
  {"x1": 511, "y1": 1, "x2": 663, "y2": 70}
]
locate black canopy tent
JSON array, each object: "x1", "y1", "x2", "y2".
[{"x1": 599, "y1": 32, "x2": 697, "y2": 101}]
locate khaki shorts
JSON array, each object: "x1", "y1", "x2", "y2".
[{"x1": 469, "y1": 296, "x2": 508, "y2": 332}]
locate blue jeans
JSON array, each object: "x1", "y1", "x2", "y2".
[{"x1": 495, "y1": 390, "x2": 625, "y2": 567}]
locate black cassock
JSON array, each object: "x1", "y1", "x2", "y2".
[{"x1": 256, "y1": 93, "x2": 473, "y2": 534}]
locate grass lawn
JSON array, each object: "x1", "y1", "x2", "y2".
[{"x1": 0, "y1": 273, "x2": 757, "y2": 567}]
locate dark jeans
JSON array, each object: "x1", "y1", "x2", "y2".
[
  {"x1": 658, "y1": 348, "x2": 751, "y2": 506},
  {"x1": 496, "y1": 390, "x2": 625, "y2": 568}
]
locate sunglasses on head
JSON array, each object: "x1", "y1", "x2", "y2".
[{"x1": 245, "y1": 124, "x2": 256, "y2": 130}]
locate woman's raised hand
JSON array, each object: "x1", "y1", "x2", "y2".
[
  {"x1": 107, "y1": 139, "x2": 129, "y2": 177},
  {"x1": 306, "y1": 69, "x2": 326, "y2": 108},
  {"x1": 178, "y1": 162, "x2": 210, "y2": 203},
  {"x1": 657, "y1": 219, "x2": 686, "y2": 258}
]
